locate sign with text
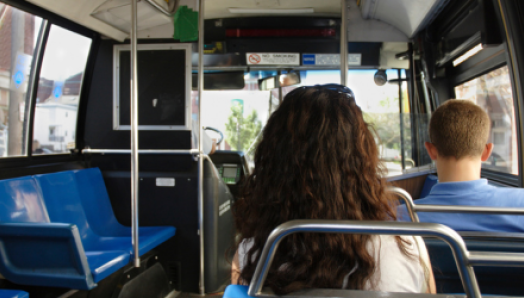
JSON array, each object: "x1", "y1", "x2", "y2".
[
  {"x1": 302, "y1": 53, "x2": 362, "y2": 66},
  {"x1": 246, "y1": 53, "x2": 300, "y2": 66}
]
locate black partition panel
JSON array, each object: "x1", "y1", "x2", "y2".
[
  {"x1": 89, "y1": 154, "x2": 200, "y2": 293},
  {"x1": 119, "y1": 50, "x2": 186, "y2": 127},
  {"x1": 203, "y1": 158, "x2": 235, "y2": 292},
  {"x1": 83, "y1": 40, "x2": 191, "y2": 150}
]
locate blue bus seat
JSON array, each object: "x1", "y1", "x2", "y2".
[
  {"x1": 34, "y1": 168, "x2": 175, "y2": 255},
  {"x1": 224, "y1": 285, "x2": 252, "y2": 298},
  {"x1": 425, "y1": 237, "x2": 524, "y2": 295},
  {"x1": 0, "y1": 289, "x2": 29, "y2": 298},
  {"x1": 0, "y1": 222, "x2": 97, "y2": 289},
  {"x1": 0, "y1": 168, "x2": 175, "y2": 290},
  {"x1": 419, "y1": 175, "x2": 438, "y2": 199}
]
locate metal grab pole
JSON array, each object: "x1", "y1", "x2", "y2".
[
  {"x1": 340, "y1": 0, "x2": 348, "y2": 86},
  {"x1": 197, "y1": 0, "x2": 206, "y2": 294},
  {"x1": 130, "y1": 0, "x2": 140, "y2": 268},
  {"x1": 247, "y1": 220, "x2": 481, "y2": 298}
]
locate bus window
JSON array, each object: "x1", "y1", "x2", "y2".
[
  {"x1": 200, "y1": 71, "x2": 273, "y2": 162},
  {"x1": 454, "y1": 65, "x2": 517, "y2": 175},
  {"x1": 202, "y1": 69, "x2": 419, "y2": 176},
  {"x1": 0, "y1": 4, "x2": 43, "y2": 157},
  {"x1": 33, "y1": 25, "x2": 91, "y2": 155},
  {"x1": 349, "y1": 69, "x2": 414, "y2": 176}
]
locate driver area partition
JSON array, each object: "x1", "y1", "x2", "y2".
[{"x1": 203, "y1": 156, "x2": 236, "y2": 292}]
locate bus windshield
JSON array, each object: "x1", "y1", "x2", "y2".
[{"x1": 201, "y1": 69, "x2": 414, "y2": 176}]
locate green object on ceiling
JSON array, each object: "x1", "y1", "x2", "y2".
[{"x1": 173, "y1": 6, "x2": 198, "y2": 42}]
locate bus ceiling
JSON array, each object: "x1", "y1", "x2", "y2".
[{"x1": 25, "y1": 0, "x2": 448, "y2": 43}]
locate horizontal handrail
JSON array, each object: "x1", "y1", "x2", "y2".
[
  {"x1": 248, "y1": 220, "x2": 524, "y2": 298},
  {"x1": 247, "y1": 220, "x2": 480, "y2": 298},
  {"x1": 388, "y1": 186, "x2": 524, "y2": 222},
  {"x1": 82, "y1": 149, "x2": 199, "y2": 155},
  {"x1": 415, "y1": 204, "x2": 524, "y2": 215},
  {"x1": 469, "y1": 251, "x2": 524, "y2": 267}
]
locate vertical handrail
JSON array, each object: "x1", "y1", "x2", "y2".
[
  {"x1": 340, "y1": 0, "x2": 348, "y2": 86},
  {"x1": 247, "y1": 220, "x2": 481, "y2": 298},
  {"x1": 397, "y1": 69, "x2": 406, "y2": 171},
  {"x1": 197, "y1": 0, "x2": 206, "y2": 294},
  {"x1": 130, "y1": 0, "x2": 140, "y2": 268}
]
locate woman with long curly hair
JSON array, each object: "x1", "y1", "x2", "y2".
[{"x1": 231, "y1": 85, "x2": 435, "y2": 294}]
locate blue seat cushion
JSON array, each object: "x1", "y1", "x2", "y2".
[
  {"x1": 0, "y1": 290, "x2": 29, "y2": 298},
  {"x1": 224, "y1": 285, "x2": 252, "y2": 298},
  {"x1": 89, "y1": 227, "x2": 175, "y2": 256},
  {"x1": 86, "y1": 251, "x2": 130, "y2": 282}
]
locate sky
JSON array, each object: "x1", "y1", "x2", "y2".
[{"x1": 39, "y1": 25, "x2": 92, "y2": 81}]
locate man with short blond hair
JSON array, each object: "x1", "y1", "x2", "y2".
[{"x1": 399, "y1": 100, "x2": 524, "y2": 232}]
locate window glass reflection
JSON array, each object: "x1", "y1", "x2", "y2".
[
  {"x1": 455, "y1": 65, "x2": 517, "y2": 175},
  {"x1": 33, "y1": 25, "x2": 91, "y2": 155},
  {"x1": 0, "y1": 4, "x2": 43, "y2": 157}
]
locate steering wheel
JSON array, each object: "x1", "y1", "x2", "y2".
[{"x1": 203, "y1": 126, "x2": 224, "y2": 145}]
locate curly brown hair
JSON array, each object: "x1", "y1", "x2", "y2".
[{"x1": 234, "y1": 86, "x2": 407, "y2": 294}]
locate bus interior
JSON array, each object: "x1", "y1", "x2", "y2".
[{"x1": 0, "y1": 0, "x2": 524, "y2": 297}]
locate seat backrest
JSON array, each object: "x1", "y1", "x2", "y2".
[
  {"x1": 34, "y1": 170, "x2": 100, "y2": 249},
  {"x1": 419, "y1": 174, "x2": 438, "y2": 198},
  {"x1": 425, "y1": 237, "x2": 524, "y2": 295},
  {"x1": 0, "y1": 176, "x2": 49, "y2": 223},
  {"x1": 72, "y1": 168, "x2": 128, "y2": 236}
]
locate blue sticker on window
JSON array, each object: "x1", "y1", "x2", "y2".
[
  {"x1": 302, "y1": 54, "x2": 316, "y2": 65},
  {"x1": 53, "y1": 86, "x2": 62, "y2": 99},
  {"x1": 14, "y1": 71, "x2": 24, "y2": 87}
]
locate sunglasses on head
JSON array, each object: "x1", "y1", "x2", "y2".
[{"x1": 299, "y1": 84, "x2": 355, "y2": 99}]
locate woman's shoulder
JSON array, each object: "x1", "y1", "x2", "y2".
[
  {"x1": 367, "y1": 235, "x2": 428, "y2": 293},
  {"x1": 367, "y1": 235, "x2": 420, "y2": 254}
]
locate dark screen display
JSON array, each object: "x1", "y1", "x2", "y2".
[
  {"x1": 223, "y1": 167, "x2": 237, "y2": 178},
  {"x1": 119, "y1": 49, "x2": 186, "y2": 126}
]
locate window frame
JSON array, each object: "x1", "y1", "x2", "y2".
[
  {"x1": 450, "y1": 48, "x2": 521, "y2": 186},
  {"x1": 0, "y1": 0, "x2": 98, "y2": 165}
]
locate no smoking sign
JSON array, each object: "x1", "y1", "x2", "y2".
[
  {"x1": 248, "y1": 54, "x2": 261, "y2": 64},
  {"x1": 246, "y1": 53, "x2": 300, "y2": 66}
]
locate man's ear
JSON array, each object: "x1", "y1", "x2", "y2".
[
  {"x1": 480, "y1": 143, "x2": 494, "y2": 162},
  {"x1": 425, "y1": 142, "x2": 439, "y2": 160}
]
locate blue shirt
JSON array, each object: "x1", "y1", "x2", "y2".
[{"x1": 398, "y1": 179, "x2": 524, "y2": 233}]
